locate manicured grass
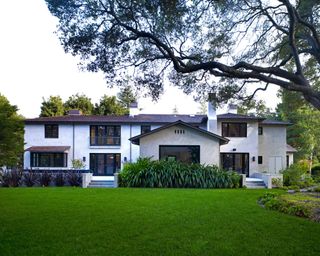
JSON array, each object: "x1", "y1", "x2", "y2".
[{"x1": 0, "y1": 188, "x2": 319, "y2": 256}]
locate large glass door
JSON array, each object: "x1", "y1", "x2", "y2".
[
  {"x1": 90, "y1": 153, "x2": 121, "y2": 176},
  {"x1": 221, "y1": 153, "x2": 249, "y2": 176}
]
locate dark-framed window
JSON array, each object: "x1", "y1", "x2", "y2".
[
  {"x1": 159, "y1": 145, "x2": 200, "y2": 164},
  {"x1": 45, "y1": 124, "x2": 59, "y2": 138},
  {"x1": 258, "y1": 156, "x2": 263, "y2": 164},
  {"x1": 286, "y1": 155, "x2": 289, "y2": 167},
  {"x1": 90, "y1": 125, "x2": 121, "y2": 145},
  {"x1": 221, "y1": 153, "x2": 249, "y2": 176},
  {"x1": 141, "y1": 125, "x2": 151, "y2": 134},
  {"x1": 31, "y1": 152, "x2": 67, "y2": 167},
  {"x1": 258, "y1": 127, "x2": 263, "y2": 135},
  {"x1": 222, "y1": 122, "x2": 247, "y2": 137},
  {"x1": 90, "y1": 153, "x2": 121, "y2": 176}
]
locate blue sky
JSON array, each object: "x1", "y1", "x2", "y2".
[{"x1": 0, "y1": 0, "x2": 280, "y2": 118}]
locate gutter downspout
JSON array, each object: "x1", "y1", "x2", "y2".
[
  {"x1": 130, "y1": 124, "x2": 132, "y2": 162},
  {"x1": 72, "y1": 123, "x2": 75, "y2": 161}
]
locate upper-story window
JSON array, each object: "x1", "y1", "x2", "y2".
[
  {"x1": 258, "y1": 127, "x2": 263, "y2": 135},
  {"x1": 141, "y1": 125, "x2": 151, "y2": 134},
  {"x1": 90, "y1": 125, "x2": 121, "y2": 146},
  {"x1": 45, "y1": 124, "x2": 59, "y2": 138},
  {"x1": 222, "y1": 122, "x2": 247, "y2": 137}
]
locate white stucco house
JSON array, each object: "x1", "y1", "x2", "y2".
[{"x1": 24, "y1": 103, "x2": 295, "y2": 179}]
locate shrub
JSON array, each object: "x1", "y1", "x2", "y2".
[
  {"x1": 282, "y1": 161, "x2": 310, "y2": 186},
  {"x1": 67, "y1": 171, "x2": 82, "y2": 187},
  {"x1": 311, "y1": 164, "x2": 320, "y2": 176},
  {"x1": 0, "y1": 169, "x2": 22, "y2": 187},
  {"x1": 259, "y1": 192, "x2": 312, "y2": 219},
  {"x1": 272, "y1": 178, "x2": 283, "y2": 188},
  {"x1": 119, "y1": 158, "x2": 241, "y2": 188},
  {"x1": 54, "y1": 173, "x2": 65, "y2": 187},
  {"x1": 72, "y1": 159, "x2": 85, "y2": 169},
  {"x1": 23, "y1": 172, "x2": 39, "y2": 187},
  {"x1": 39, "y1": 172, "x2": 52, "y2": 187}
]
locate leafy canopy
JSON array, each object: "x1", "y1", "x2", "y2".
[
  {"x1": 0, "y1": 94, "x2": 24, "y2": 167},
  {"x1": 46, "y1": 0, "x2": 320, "y2": 108}
]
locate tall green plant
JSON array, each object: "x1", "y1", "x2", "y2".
[{"x1": 119, "y1": 158, "x2": 241, "y2": 189}]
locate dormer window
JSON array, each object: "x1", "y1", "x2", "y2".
[
  {"x1": 45, "y1": 124, "x2": 59, "y2": 138},
  {"x1": 222, "y1": 122, "x2": 247, "y2": 137}
]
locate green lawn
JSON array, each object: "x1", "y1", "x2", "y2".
[{"x1": 0, "y1": 188, "x2": 319, "y2": 256}]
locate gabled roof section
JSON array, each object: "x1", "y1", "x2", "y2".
[
  {"x1": 24, "y1": 114, "x2": 207, "y2": 125},
  {"x1": 286, "y1": 144, "x2": 297, "y2": 153},
  {"x1": 129, "y1": 120, "x2": 229, "y2": 145},
  {"x1": 217, "y1": 113, "x2": 265, "y2": 121}
]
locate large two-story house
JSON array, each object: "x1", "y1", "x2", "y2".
[{"x1": 24, "y1": 103, "x2": 295, "y2": 178}]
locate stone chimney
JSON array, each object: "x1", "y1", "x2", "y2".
[
  {"x1": 227, "y1": 104, "x2": 237, "y2": 114},
  {"x1": 129, "y1": 102, "x2": 139, "y2": 117},
  {"x1": 67, "y1": 109, "x2": 82, "y2": 115},
  {"x1": 207, "y1": 95, "x2": 217, "y2": 134}
]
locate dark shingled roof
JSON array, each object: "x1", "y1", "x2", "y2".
[
  {"x1": 129, "y1": 120, "x2": 229, "y2": 145},
  {"x1": 260, "y1": 119, "x2": 292, "y2": 125},
  {"x1": 286, "y1": 144, "x2": 298, "y2": 152},
  {"x1": 217, "y1": 113, "x2": 265, "y2": 121},
  {"x1": 25, "y1": 146, "x2": 71, "y2": 152},
  {"x1": 24, "y1": 114, "x2": 207, "y2": 125}
]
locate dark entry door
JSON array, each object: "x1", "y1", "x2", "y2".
[
  {"x1": 221, "y1": 153, "x2": 249, "y2": 176},
  {"x1": 90, "y1": 153, "x2": 121, "y2": 176}
]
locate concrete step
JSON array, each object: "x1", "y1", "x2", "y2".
[
  {"x1": 88, "y1": 184, "x2": 114, "y2": 188},
  {"x1": 246, "y1": 181, "x2": 266, "y2": 189},
  {"x1": 88, "y1": 180, "x2": 114, "y2": 188}
]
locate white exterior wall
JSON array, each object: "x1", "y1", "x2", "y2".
[
  {"x1": 24, "y1": 124, "x2": 74, "y2": 169},
  {"x1": 139, "y1": 124, "x2": 221, "y2": 165},
  {"x1": 24, "y1": 123, "x2": 161, "y2": 170},
  {"x1": 217, "y1": 121, "x2": 259, "y2": 175},
  {"x1": 258, "y1": 125, "x2": 287, "y2": 174}
]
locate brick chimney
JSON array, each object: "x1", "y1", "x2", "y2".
[
  {"x1": 67, "y1": 109, "x2": 82, "y2": 115},
  {"x1": 129, "y1": 102, "x2": 139, "y2": 117}
]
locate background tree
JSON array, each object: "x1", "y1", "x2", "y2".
[
  {"x1": 172, "y1": 105, "x2": 179, "y2": 114},
  {"x1": 0, "y1": 94, "x2": 24, "y2": 167},
  {"x1": 40, "y1": 95, "x2": 64, "y2": 117},
  {"x1": 46, "y1": 0, "x2": 320, "y2": 108},
  {"x1": 93, "y1": 95, "x2": 127, "y2": 115},
  {"x1": 277, "y1": 90, "x2": 320, "y2": 163},
  {"x1": 64, "y1": 94, "x2": 94, "y2": 115},
  {"x1": 237, "y1": 99, "x2": 276, "y2": 119},
  {"x1": 197, "y1": 100, "x2": 207, "y2": 115},
  {"x1": 117, "y1": 86, "x2": 137, "y2": 109}
]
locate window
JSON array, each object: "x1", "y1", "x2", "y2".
[
  {"x1": 286, "y1": 155, "x2": 289, "y2": 167},
  {"x1": 159, "y1": 145, "x2": 200, "y2": 164},
  {"x1": 258, "y1": 127, "x2": 263, "y2": 135},
  {"x1": 141, "y1": 125, "x2": 151, "y2": 134},
  {"x1": 31, "y1": 152, "x2": 67, "y2": 167},
  {"x1": 90, "y1": 125, "x2": 121, "y2": 145},
  {"x1": 45, "y1": 124, "x2": 59, "y2": 138},
  {"x1": 258, "y1": 156, "x2": 263, "y2": 164},
  {"x1": 90, "y1": 153, "x2": 121, "y2": 175},
  {"x1": 222, "y1": 122, "x2": 247, "y2": 137},
  {"x1": 221, "y1": 153, "x2": 249, "y2": 176}
]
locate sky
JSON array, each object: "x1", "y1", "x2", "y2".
[{"x1": 0, "y1": 0, "x2": 280, "y2": 118}]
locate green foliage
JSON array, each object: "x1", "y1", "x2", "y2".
[
  {"x1": 40, "y1": 96, "x2": 64, "y2": 117},
  {"x1": 282, "y1": 161, "x2": 310, "y2": 187},
  {"x1": 272, "y1": 178, "x2": 283, "y2": 188},
  {"x1": 277, "y1": 89, "x2": 320, "y2": 162},
  {"x1": 237, "y1": 99, "x2": 276, "y2": 118},
  {"x1": 93, "y1": 95, "x2": 127, "y2": 115},
  {"x1": 259, "y1": 192, "x2": 312, "y2": 219},
  {"x1": 0, "y1": 94, "x2": 24, "y2": 167},
  {"x1": 311, "y1": 164, "x2": 320, "y2": 177},
  {"x1": 119, "y1": 158, "x2": 241, "y2": 188},
  {"x1": 71, "y1": 159, "x2": 85, "y2": 169},
  {"x1": 45, "y1": 0, "x2": 320, "y2": 107},
  {"x1": 64, "y1": 93, "x2": 94, "y2": 115},
  {"x1": 117, "y1": 85, "x2": 137, "y2": 109}
]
